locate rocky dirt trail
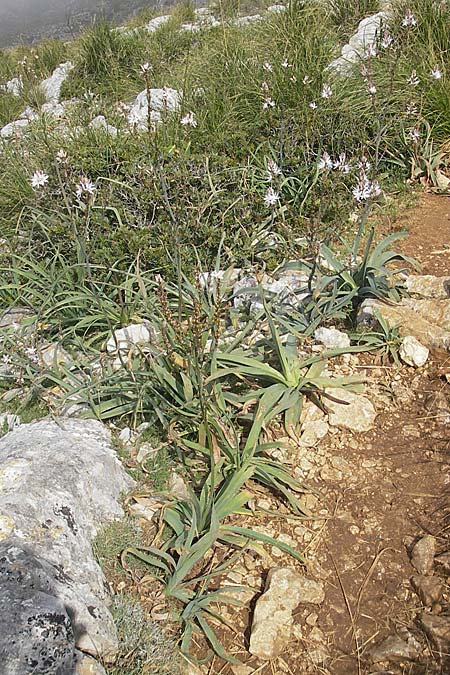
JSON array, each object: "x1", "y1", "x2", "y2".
[{"x1": 175, "y1": 193, "x2": 450, "y2": 675}]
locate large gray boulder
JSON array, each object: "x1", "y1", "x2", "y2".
[{"x1": 0, "y1": 419, "x2": 134, "y2": 673}]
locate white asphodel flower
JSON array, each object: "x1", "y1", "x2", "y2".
[
  {"x1": 56, "y1": 149, "x2": 67, "y2": 163},
  {"x1": 407, "y1": 70, "x2": 420, "y2": 86},
  {"x1": 309, "y1": 101, "x2": 317, "y2": 109},
  {"x1": 321, "y1": 83, "x2": 332, "y2": 99},
  {"x1": 264, "y1": 186, "x2": 279, "y2": 207},
  {"x1": 24, "y1": 346, "x2": 38, "y2": 363},
  {"x1": 76, "y1": 176, "x2": 96, "y2": 199},
  {"x1": 262, "y1": 97, "x2": 275, "y2": 109},
  {"x1": 303, "y1": 75, "x2": 312, "y2": 85},
  {"x1": 402, "y1": 9, "x2": 417, "y2": 27},
  {"x1": 430, "y1": 65, "x2": 442, "y2": 80},
  {"x1": 334, "y1": 153, "x2": 351, "y2": 174},
  {"x1": 405, "y1": 101, "x2": 418, "y2": 115},
  {"x1": 281, "y1": 59, "x2": 292, "y2": 68},
  {"x1": 408, "y1": 127, "x2": 420, "y2": 144},
  {"x1": 381, "y1": 31, "x2": 393, "y2": 49},
  {"x1": 140, "y1": 62, "x2": 151, "y2": 73},
  {"x1": 31, "y1": 171, "x2": 49, "y2": 189},
  {"x1": 266, "y1": 159, "x2": 282, "y2": 181},
  {"x1": 180, "y1": 111, "x2": 197, "y2": 127},
  {"x1": 357, "y1": 157, "x2": 372, "y2": 171},
  {"x1": 364, "y1": 43, "x2": 377, "y2": 59},
  {"x1": 368, "y1": 82, "x2": 377, "y2": 95},
  {"x1": 318, "y1": 151, "x2": 333, "y2": 170},
  {"x1": 263, "y1": 62, "x2": 273, "y2": 72},
  {"x1": 352, "y1": 173, "x2": 381, "y2": 202}
]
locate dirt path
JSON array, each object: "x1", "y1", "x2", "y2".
[
  {"x1": 199, "y1": 193, "x2": 450, "y2": 675},
  {"x1": 393, "y1": 193, "x2": 450, "y2": 276}
]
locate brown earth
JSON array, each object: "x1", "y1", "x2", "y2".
[
  {"x1": 393, "y1": 193, "x2": 450, "y2": 276},
  {"x1": 116, "y1": 192, "x2": 450, "y2": 675}
]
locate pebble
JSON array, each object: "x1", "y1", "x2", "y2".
[
  {"x1": 410, "y1": 535, "x2": 436, "y2": 575},
  {"x1": 411, "y1": 575, "x2": 443, "y2": 606},
  {"x1": 369, "y1": 634, "x2": 420, "y2": 663},
  {"x1": 420, "y1": 613, "x2": 450, "y2": 652}
]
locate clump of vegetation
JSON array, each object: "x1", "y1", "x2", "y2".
[
  {"x1": 109, "y1": 595, "x2": 183, "y2": 675},
  {"x1": 0, "y1": 0, "x2": 448, "y2": 664}
]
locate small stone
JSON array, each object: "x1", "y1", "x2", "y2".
[
  {"x1": 411, "y1": 575, "x2": 443, "y2": 606},
  {"x1": 168, "y1": 471, "x2": 190, "y2": 501},
  {"x1": 40, "y1": 61, "x2": 74, "y2": 102},
  {"x1": 0, "y1": 306, "x2": 35, "y2": 331},
  {"x1": 369, "y1": 634, "x2": 420, "y2": 663},
  {"x1": 136, "y1": 443, "x2": 157, "y2": 463},
  {"x1": 271, "y1": 533, "x2": 296, "y2": 558},
  {"x1": 89, "y1": 115, "x2": 118, "y2": 136},
  {"x1": 410, "y1": 535, "x2": 436, "y2": 575},
  {"x1": 300, "y1": 419, "x2": 329, "y2": 446},
  {"x1": 400, "y1": 336, "x2": 429, "y2": 368},
  {"x1": 75, "y1": 653, "x2": 107, "y2": 675},
  {"x1": 320, "y1": 466, "x2": 343, "y2": 481},
  {"x1": 330, "y1": 456, "x2": 351, "y2": 474},
  {"x1": 420, "y1": 613, "x2": 450, "y2": 652},
  {"x1": 267, "y1": 4, "x2": 286, "y2": 13},
  {"x1": 326, "y1": 388, "x2": 377, "y2": 432},
  {"x1": 105, "y1": 323, "x2": 158, "y2": 354},
  {"x1": 249, "y1": 568, "x2": 314, "y2": 659},
  {"x1": 119, "y1": 427, "x2": 132, "y2": 443},
  {"x1": 38, "y1": 342, "x2": 71, "y2": 368},
  {"x1": 314, "y1": 326, "x2": 350, "y2": 349},
  {"x1": 230, "y1": 665, "x2": 253, "y2": 675},
  {"x1": 306, "y1": 612, "x2": 318, "y2": 626},
  {"x1": 308, "y1": 627, "x2": 329, "y2": 665},
  {"x1": 129, "y1": 496, "x2": 162, "y2": 522}
]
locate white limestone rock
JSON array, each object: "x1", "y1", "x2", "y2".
[
  {"x1": 3, "y1": 77, "x2": 22, "y2": 96},
  {"x1": 0, "y1": 419, "x2": 134, "y2": 665},
  {"x1": 405, "y1": 274, "x2": 450, "y2": 299},
  {"x1": 326, "y1": 387, "x2": 377, "y2": 432},
  {"x1": 328, "y1": 12, "x2": 390, "y2": 74},
  {"x1": 249, "y1": 568, "x2": 322, "y2": 659},
  {"x1": 399, "y1": 335, "x2": 429, "y2": 368},
  {"x1": 105, "y1": 322, "x2": 158, "y2": 354},
  {"x1": 40, "y1": 62, "x2": 74, "y2": 103},
  {"x1": 127, "y1": 87, "x2": 181, "y2": 130},
  {"x1": 89, "y1": 115, "x2": 118, "y2": 136},
  {"x1": 0, "y1": 118, "x2": 30, "y2": 139},
  {"x1": 143, "y1": 15, "x2": 171, "y2": 32},
  {"x1": 41, "y1": 101, "x2": 66, "y2": 118},
  {"x1": 38, "y1": 342, "x2": 72, "y2": 368},
  {"x1": 232, "y1": 14, "x2": 263, "y2": 26},
  {"x1": 314, "y1": 326, "x2": 351, "y2": 349},
  {"x1": 0, "y1": 307, "x2": 35, "y2": 331}
]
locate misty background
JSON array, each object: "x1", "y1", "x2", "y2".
[{"x1": 0, "y1": 0, "x2": 173, "y2": 47}]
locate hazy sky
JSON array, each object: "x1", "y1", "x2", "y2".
[{"x1": 0, "y1": 0, "x2": 165, "y2": 46}]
